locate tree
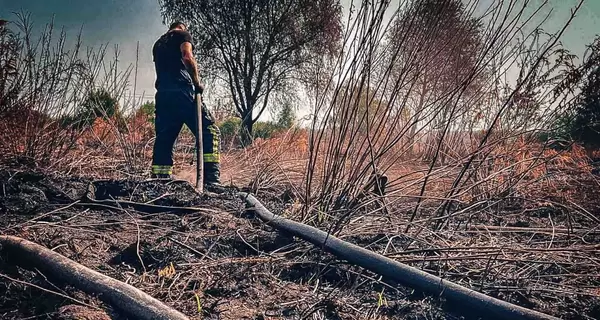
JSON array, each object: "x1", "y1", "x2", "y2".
[
  {"x1": 276, "y1": 102, "x2": 295, "y2": 129},
  {"x1": 137, "y1": 100, "x2": 156, "y2": 124},
  {"x1": 0, "y1": 19, "x2": 21, "y2": 116},
  {"x1": 537, "y1": 36, "x2": 600, "y2": 148},
  {"x1": 386, "y1": 0, "x2": 484, "y2": 155},
  {"x1": 549, "y1": 36, "x2": 600, "y2": 148},
  {"x1": 218, "y1": 117, "x2": 242, "y2": 146},
  {"x1": 158, "y1": 0, "x2": 342, "y2": 145},
  {"x1": 65, "y1": 89, "x2": 122, "y2": 129},
  {"x1": 571, "y1": 66, "x2": 600, "y2": 148}
]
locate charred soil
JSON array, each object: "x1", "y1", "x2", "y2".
[
  {"x1": 0, "y1": 169, "x2": 599, "y2": 319},
  {"x1": 0, "y1": 170, "x2": 458, "y2": 320}
]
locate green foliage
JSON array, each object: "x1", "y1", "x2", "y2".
[
  {"x1": 138, "y1": 100, "x2": 156, "y2": 124},
  {"x1": 548, "y1": 114, "x2": 575, "y2": 140},
  {"x1": 253, "y1": 121, "x2": 280, "y2": 139},
  {"x1": 536, "y1": 113, "x2": 574, "y2": 150},
  {"x1": 219, "y1": 117, "x2": 242, "y2": 140},
  {"x1": 83, "y1": 89, "x2": 120, "y2": 118},
  {"x1": 571, "y1": 67, "x2": 600, "y2": 148},
  {"x1": 544, "y1": 37, "x2": 600, "y2": 149},
  {"x1": 276, "y1": 103, "x2": 295, "y2": 129},
  {"x1": 62, "y1": 89, "x2": 121, "y2": 129},
  {"x1": 218, "y1": 115, "x2": 289, "y2": 146}
]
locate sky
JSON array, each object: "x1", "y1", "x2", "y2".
[
  {"x1": 0, "y1": 0, "x2": 166, "y2": 103},
  {"x1": 1, "y1": 0, "x2": 599, "y2": 119}
]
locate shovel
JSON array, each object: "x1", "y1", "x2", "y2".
[{"x1": 195, "y1": 93, "x2": 204, "y2": 193}]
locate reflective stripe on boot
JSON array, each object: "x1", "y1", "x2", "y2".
[{"x1": 152, "y1": 165, "x2": 173, "y2": 175}]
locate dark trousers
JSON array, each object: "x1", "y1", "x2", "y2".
[{"x1": 151, "y1": 89, "x2": 220, "y2": 182}]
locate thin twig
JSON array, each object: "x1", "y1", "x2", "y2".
[
  {"x1": 2, "y1": 201, "x2": 81, "y2": 232},
  {"x1": 0, "y1": 272, "x2": 100, "y2": 310},
  {"x1": 167, "y1": 237, "x2": 215, "y2": 261}
]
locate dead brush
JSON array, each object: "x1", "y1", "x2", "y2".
[
  {"x1": 228, "y1": 129, "x2": 309, "y2": 195},
  {"x1": 0, "y1": 13, "x2": 148, "y2": 177},
  {"x1": 0, "y1": 13, "x2": 97, "y2": 169},
  {"x1": 297, "y1": 0, "x2": 590, "y2": 241},
  {"x1": 68, "y1": 45, "x2": 159, "y2": 178},
  {"x1": 74, "y1": 98, "x2": 155, "y2": 178}
]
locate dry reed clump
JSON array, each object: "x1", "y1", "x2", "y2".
[
  {"x1": 219, "y1": 129, "x2": 310, "y2": 193},
  {"x1": 330, "y1": 144, "x2": 600, "y2": 319}
]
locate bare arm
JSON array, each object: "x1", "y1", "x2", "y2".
[{"x1": 180, "y1": 42, "x2": 204, "y2": 93}]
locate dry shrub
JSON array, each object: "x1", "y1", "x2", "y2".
[
  {"x1": 78, "y1": 114, "x2": 152, "y2": 152},
  {"x1": 294, "y1": 0, "x2": 596, "y2": 235},
  {"x1": 462, "y1": 138, "x2": 590, "y2": 204},
  {"x1": 65, "y1": 110, "x2": 156, "y2": 177},
  {"x1": 220, "y1": 129, "x2": 309, "y2": 192},
  {"x1": 0, "y1": 105, "x2": 81, "y2": 168},
  {"x1": 0, "y1": 14, "x2": 136, "y2": 173},
  {"x1": 78, "y1": 117, "x2": 122, "y2": 149},
  {"x1": 545, "y1": 143, "x2": 592, "y2": 172}
]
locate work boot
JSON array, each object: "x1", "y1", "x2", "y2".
[
  {"x1": 150, "y1": 173, "x2": 172, "y2": 180},
  {"x1": 204, "y1": 162, "x2": 226, "y2": 193}
]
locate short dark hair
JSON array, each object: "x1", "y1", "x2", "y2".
[{"x1": 169, "y1": 21, "x2": 186, "y2": 30}]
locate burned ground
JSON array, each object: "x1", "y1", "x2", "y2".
[
  {"x1": 0, "y1": 170, "x2": 458, "y2": 320},
  {"x1": 1, "y1": 168, "x2": 599, "y2": 319}
]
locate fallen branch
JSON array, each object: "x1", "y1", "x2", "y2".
[
  {"x1": 240, "y1": 192, "x2": 559, "y2": 320},
  {"x1": 0, "y1": 235, "x2": 189, "y2": 320},
  {"x1": 167, "y1": 237, "x2": 214, "y2": 261},
  {"x1": 2, "y1": 201, "x2": 81, "y2": 233}
]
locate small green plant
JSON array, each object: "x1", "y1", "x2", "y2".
[
  {"x1": 377, "y1": 289, "x2": 387, "y2": 307},
  {"x1": 137, "y1": 100, "x2": 156, "y2": 124},
  {"x1": 194, "y1": 292, "x2": 202, "y2": 313}
]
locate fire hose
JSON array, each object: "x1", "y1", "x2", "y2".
[{"x1": 240, "y1": 192, "x2": 559, "y2": 320}]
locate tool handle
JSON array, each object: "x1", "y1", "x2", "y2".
[{"x1": 195, "y1": 93, "x2": 204, "y2": 192}]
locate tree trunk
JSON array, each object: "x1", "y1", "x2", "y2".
[{"x1": 240, "y1": 112, "x2": 254, "y2": 147}]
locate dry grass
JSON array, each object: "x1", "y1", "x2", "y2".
[{"x1": 1, "y1": 135, "x2": 599, "y2": 319}]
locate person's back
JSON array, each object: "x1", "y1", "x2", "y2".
[{"x1": 152, "y1": 29, "x2": 194, "y2": 91}]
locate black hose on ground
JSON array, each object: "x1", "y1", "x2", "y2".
[{"x1": 240, "y1": 192, "x2": 559, "y2": 320}]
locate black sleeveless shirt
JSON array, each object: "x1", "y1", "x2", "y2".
[{"x1": 152, "y1": 30, "x2": 194, "y2": 91}]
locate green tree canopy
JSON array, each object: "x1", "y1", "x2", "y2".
[
  {"x1": 276, "y1": 102, "x2": 295, "y2": 129},
  {"x1": 572, "y1": 66, "x2": 600, "y2": 148}
]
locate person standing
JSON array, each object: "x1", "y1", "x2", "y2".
[{"x1": 151, "y1": 21, "x2": 222, "y2": 189}]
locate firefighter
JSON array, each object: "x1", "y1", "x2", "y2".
[{"x1": 151, "y1": 21, "x2": 222, "y2": 189}]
